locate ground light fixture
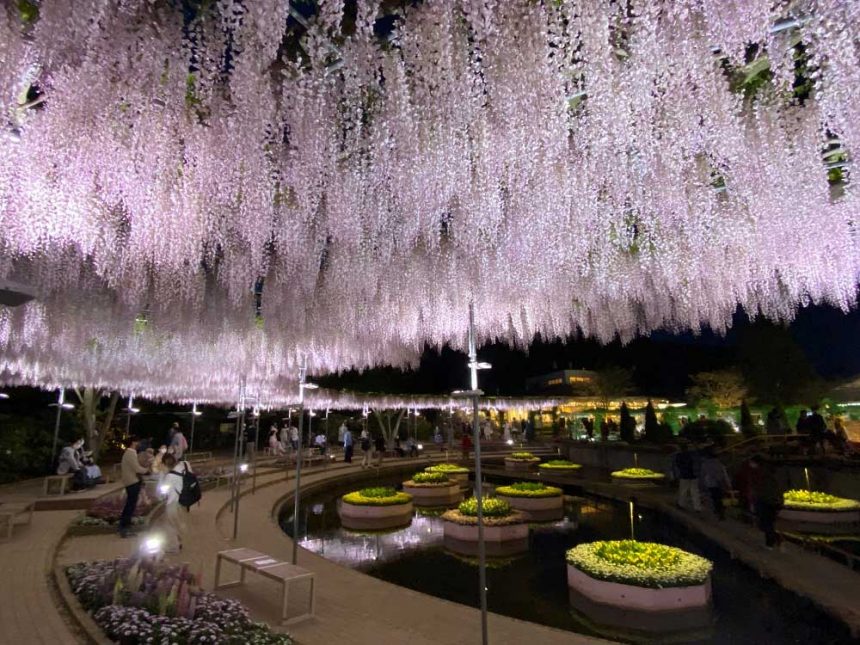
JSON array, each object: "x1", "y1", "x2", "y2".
[
  {"x1": 158, "y1": 483, "x2": 170, "y2": 497},
  {"x1": 239, "y1": 463, "x2": 249, "y2": 474},
  {"x1": 141, "y1": 534, "x2": 164, "y2": 558},
  {"x1": 0, "y1": 392, "x2": 9, "y2": 399}
]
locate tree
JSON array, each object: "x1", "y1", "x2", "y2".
[
  {"x1": 643, "y1": 400, "x2": 660, "y2": 442},
  {"x1": 686, "y1": 370, "x2": 747, "y2": 409},
  {"x1": 618, "y1": 402, "x2": 636, "y2": 443},
  {"x1": 739, "y1": 399, "x2": 757, "y2": 437},
  {"x1": 74, "y1": 388, "x2": 120, "y2": 461},
  {"x1": 373, "y1": 409, "x2": 406, "y2": 449},
  {"x1": 588, "y1": 366, "x2": 635, "y2": 411}
]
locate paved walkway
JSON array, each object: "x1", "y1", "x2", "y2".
[{"x1": 56, "y1": 459, "x2": 608, "y2": 645}]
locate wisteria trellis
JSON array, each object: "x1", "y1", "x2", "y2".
[{"x1": 0, "y1": 0, "x2": 859, "y2": 404}]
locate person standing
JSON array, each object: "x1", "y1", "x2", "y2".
[
  {"x1": 289, "y1": 424, "x2": 299, "y2": 451},
  {"x1": 671, "y1": 443, "x2": 701, "y2": 512},
  {"x1": 314, "y1": 430, "x2": 327, "y2": 455},
  {"x1": 807, "y1": 405, "x2": 827, "y2": 455},
  {"x1": 699, "y1": 447, "x2": 731, "y2": 520},
  {"x1": 170, "y1": 427, "x2": 188, "y2": 460},
  {"x1": 343, "y1": 426, "x2": 354, "y2": 463},
  {"x1": 119, "y1": 436, "x2": 149, "y2": 538},
  {"x1": 360, "y1": 430, "x2": 372, "y2": 468},
  {"x1": 374, "y1": 434, "x2": 386, "y2": 467},
  {"x1": 338, "y1": 421, "x2": 347, "y2": 446},
  {"x1": 749, "y1": 455, "x2": 786, "y2": 549},
  {"x1": 160, "y1": 453, "x2": 185, "y2": 553},
  {"x1": 167, "y1": 422, "x2": 179, "y2": 447},
  {"x1": 434, "y1": 427, "x2": 444, "y2": 452},
  {"x1": 279, "y1": 424, "x2": 290, "y2": 452}
]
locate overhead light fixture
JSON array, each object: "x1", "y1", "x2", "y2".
[
  {"x1": 302, "y1": 382, "x2": 319, "y2": 390},
  {"x1": 0, "y1": 393, "x2": 9, "y2": 400},
  {"x1": 61, "y1": 402, "x2": 75, "y2": 410}
]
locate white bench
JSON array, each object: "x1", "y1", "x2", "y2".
[
  {"x1": 215, "y1": 547, "x2": 315, "y2": 625},
  {"x1": 0, "y1": 501, "x2": 35, "y2": 539},
  {"x1": 43, "y1": 474, "x2": 73, "y2": 495}
]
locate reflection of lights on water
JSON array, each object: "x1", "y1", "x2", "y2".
[{"x1": 312, "y1": 503, "x2": 324, "y2": 515}]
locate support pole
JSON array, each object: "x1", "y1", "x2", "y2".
[
  {"x1": 253, "y1": 409, "x2": 260, "y2": 493},
  {"x1": 189, "y1": 403, "x2": 198, "y2": 454},
  {"x1": 292, "y1": 359, "x2": 308, "y2": 565},
  {"x1": 50, "y1": 389, "x2": 64, "y2": 468}
]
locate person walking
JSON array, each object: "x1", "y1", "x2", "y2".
[
  {"x1": 434, "y1": 427, "x2": 444, "y2": 452},
  {"x1": 699, "y1": 446, "x2": 731, "y2": 520},
  {"x1": 374, "y1": 434, "x2": 386, "y2": 467},
  {"x1": 671, "y1": 443, "x2": 701, "y2": 512},
  {"x1": 289, "y1": 424, "x2": 299, "y2": 451},
  {"x1": 119, "y1": 436, "x2": 149, "y2": 538},
  {"x1": 749, "y1": 455, "x2": 786, "y2": 549},
  {"x1": 160, "y1": 453, "x2": 185, "y2": 553},
  {"x1": 343, "y1": 426, "x2": 354, "y2": 463}
]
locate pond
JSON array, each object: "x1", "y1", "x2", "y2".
[{"x1": 280, "y1": 475, "x2": 853, "y2": 644}]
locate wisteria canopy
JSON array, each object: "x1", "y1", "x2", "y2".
[{"x1": 0, "y1": 0, "x2": 858, "y2": 405}]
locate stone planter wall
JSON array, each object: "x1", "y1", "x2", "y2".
[
  {"x1": 442, "y1": 519, "x2": 528, "y2": 543},
  {"x1": 496, "y1": 494, "x2": 563, "y2": 521},
  {"x1": 779, "y1": 507, "x2": 860, "y2": 526},
  {"x1": 402, "y1": 483, "x2": 462, "y2": 506},
  {"x1": 566, "y1": 563, "x2": 711, "y2": 612},
  {"x1": 339, "y1": 500, "x2": 413, "y2": 530},
  {"x1": 610, "y1": 477, "x2": 662, "y2": 488},
  {"x1": 504, "y1": 459, "x2": 539, "y2": 472}
]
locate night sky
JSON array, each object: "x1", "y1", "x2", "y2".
[{"x1": 322, "y1": 303, "x2": 860, "y2": 398}]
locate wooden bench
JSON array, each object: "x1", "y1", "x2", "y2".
[
  {"x1": 0, "y1": 501, "x2": 35, "y2": 539},
  {"x1": 215, "y1": 548, "x2": 315, "y2": 625},
  {"x1": 43, "y1": 474, "x2": 73, "y2": 495}
]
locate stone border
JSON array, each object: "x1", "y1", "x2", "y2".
[
  {"x1": 779, "y1": 508, "x2": 860, "y2": 525},
  {"x1": 496, "y1": 493, "x2": 563, "y2": 520},
  {"x1": 51, "y1": 564, "x2": 113, "y2": 645},
  {"x1": 339, "y1": 500, "x2": 414, "y2": 530},
  {"x1": 402, "y1": 482, "x2": 462, "y2": 505},
  {"x1": 504, "y1": 459, "x2": 539, "y2": 472},
  {"x1": 443, "y1": 518, "x2": 529, "y2": 543},
  {"x1": 566, "y1": 563, "x2": 711, "y2": 612}
]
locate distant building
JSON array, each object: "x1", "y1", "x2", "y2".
[{"x1": 526, "y1": 369, "x2": 596, "y2": 395}]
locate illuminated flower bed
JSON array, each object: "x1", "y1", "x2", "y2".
[
  {"x1": 340, "y1": 487, "x2": 413, "y2": 530},
  {"x1": 69, "y1": 489, "x2": 158, "y2": 534},
  {"x1": 504, "y1": 452, "x2": 541, "y2": 472},
  {"x1": 66, "y1": 558, "x2": 292, "y2": 644},
  {"x1": 402, "y1": 472, "x2": 462, "y2": 506},
  {"x1": 566, "y1": 541, "x2": 712, "y2": 612},
  {"x1": 425, "y1": 463, "x2": 470, "y2": 484},
  {"x1": 538, "y1": 460, "x2": 583, "y2": 473},
  {"x1": 610, "y1": 468, "x2": 665, "y2": 485},
  {"x1": 779, "y1": 490, "x2": 860, "y2": 528},
  {"x1": 495, "y1": 482, "x2": 564, "y2": 521},
  {"x1": 442, "y1": 498, "x2": 528, "y2": 554}
]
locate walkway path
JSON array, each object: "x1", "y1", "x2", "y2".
[{"x1": 57, "y1": 459, "x2": 609, "y2": 645}]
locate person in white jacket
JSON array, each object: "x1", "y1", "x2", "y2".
[{"x1": 159, "y1": 453, "x2": 187, "y2": 553}]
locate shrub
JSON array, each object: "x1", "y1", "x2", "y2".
[
  {"x1": 495, "y1": 482, "x2": 562, "y2": 498},
  {"x1": 342, "y1": 487, "x2": 412, "y2": 506},
  {"x1": 539, "y1": 460, "x2": 582, "y2": 470},
  {"x1": 783, "y1": 489, "x2": 860, "y2": 511},
  {"x1": 566, "y1": 540, "x2": 712, "y2": 588},
  {"x1": 409, "y1": 472, "x2": 450, "y2": 485},
  {"x1": 426, "y1": 463, "x2": 469, "y2": 474},
  {"x1": 458, "y1": 497, "x2": 512, "y2": 517},
  {"x1": 619, "y1": 402, "x2": 636, "y2": 443},
  {"x1": 611, "y1": 467, "x2": 665, "y2": 480},
  {"x1": 507, "y1": 452, "x2": 539, "y2": 461}
]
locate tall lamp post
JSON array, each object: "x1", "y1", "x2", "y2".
[
  {"x1": 292, "y1": 358, "x2": 318, "y2": 564},
  {"x1": 189, "y1": 402, "x2": 202, "y2": 453},
  {"x1": 231, "y1": 382, "x2": 246, "y2": 539},
  {"x1": 49, "y1": 389, "x2": 75, "y2": 466},
  {"x1": 454, "y1": 302, "x2": 492, "y2": 645}
]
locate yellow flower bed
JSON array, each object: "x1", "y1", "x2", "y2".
[
  {"x1": 342, "y1": 487, "x2": 412, "y2": 506},
  {"x1": 566, "y1": 540, "x2": 712, "y2": 588},
  {"x1": 507, "y1": 452, "x2": 539, "y2": 462},
  {"x1": 426, "y1": 463, "x2": 469, "y2": 474},
  {"x1": 495, "y1": 482, "x2": 563, "y2": 498},
  {"x1": 611, "y1": 467, "x2": 665, "y2": 480},
  {"x1": 783, "y1": 489, "x2": 860, "y2": 511},
  {"x1": 539, "y1": 460, "x2": 582, "y2": 470}
]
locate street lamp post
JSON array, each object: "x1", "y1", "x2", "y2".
[
  {"x1": 189, "y1": 402, "x2": 201, "y2": 453},
  {"x1": 49, "y1": 389, "x2": 75, "y2": 466},
  {"x1": 453, "y1": 302, "x2": 492, "y2": 645},
  {"x1": 231, "y1": 381, "x2": 246, "y2": 539},
  {"x1": 292, "y1": 358, "x2": 318, "y2": 565},
  {"x1": 252, "y1": 405, "x2": 261, "y2": 493}
]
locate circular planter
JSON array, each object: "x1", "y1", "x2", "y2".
[
  {"x1": 442, "y1": 513, "x2": 529, "y2": 556},
  {"x1": 610, "y1": 470, "x2": 665, "y2": 487},
  {"x1": 778, "y1": 507, "x2": 860, "y2": 533},
  {"x1": 425, "y1": 467, "x2": 470, "y2": 485},
  {"x1": 402, "y1": 482, "x2": 463, "y2": 506},
  {"x1": 567, "y1": 563, "x2": 712, "y2": 611},
  {"x1": 538, "y1": 464, "x2": 582, "y2": 476},
  {"x1": 496, "y1": 494, "x2": 563, "y2": 521},
  {"x1": 504, "y1": 458, "x2": 539, "y2": 472},
  {"x1": 339, "y1": 500, "x2": 414, "y2": 531}
]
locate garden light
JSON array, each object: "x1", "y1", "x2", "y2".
[
  {"x1": 506, "y1": 439, "x2": 514, "y2": 446},
  {"x1": 158, "y1": 484, "x2": 170, "y2": 497},
  {"x1": 141, "y1": 534, "x2": 164, "y2": 557},
  {"x1": 239, "y1": 463, "x2": 249, "y2": 474},
  {"x1": 417, "y1": 444, "x2": 424, "y2": 451},
  {"x1": 0, "y1": 393, "x2": 9, "y2": 399}
]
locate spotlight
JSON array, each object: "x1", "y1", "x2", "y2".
[
  {"x1": 506, "y1": 439, "x2": 514, "y2": 446},
  {"x1": 417, "y1": 443, "x2": 424, "y2": 450},
  {"x1": 239, "y1": 463, "x2": 249, "y2": 474},
  {"x1": 61, "y1": 402, "x2": 75, "y2": 410},
  {"x1": 158, "y1": 484, "x2": 170, "y2": 497},
  {"x1": 141, "y1": 534, "x2": 164, "y2": 557}
]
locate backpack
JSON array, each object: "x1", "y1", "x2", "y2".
[{"x1": 174, "y1": 462, "x2": 202, "y2": 510}]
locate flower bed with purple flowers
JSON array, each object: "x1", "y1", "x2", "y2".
[
  {"x1": 66, "y1": 558, "x2": 293, "y2": 644},
  {"x1": 69, "y1": 490, "x2": 159, "y2": 534}
]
